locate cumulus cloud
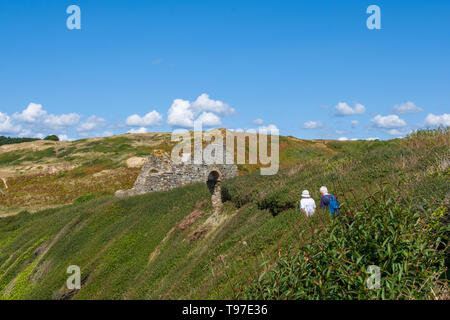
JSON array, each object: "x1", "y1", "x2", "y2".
[
  {"x1": 371, "y1": 114, "x2": 407, "y2": 128},
  {"x1": 43, "y1": 113, "x2": 81, "y2": 129},
  {"x1": 393, "y1": 102, "x2": 423, "y2": 114},
  {"x1": 126, "y1": 111, "x2": 162, "y2": 127},
  {"x1": 258, "y1": 124, "x2": 279, "y2": 134},
  {"x1": 252, "y1": 118, "x2": 264, "y2": 125},
  {"x1": 13, "y1": 103, "x2": 81, "y2": 130},
  {"x1": 13, "y1": 103, "x2": 47, "y2": 123},
  {"x1": 58, "y1": 134, "x2": 71, "y2": 141},
  {"x1": 338, "y1": 137, "x2": 348, "y2": 141},
  {"x1": 366, "y1": 137, "x2": 379, "y2": 141},
  {"x1": 191, "y1": 93, "x2": 235, "y2": 115},
  {"x1": 34, "y1": 133, "x2": 45, "y2": 139},
  {"x1": 387, "y1": 129, "x2": 406, "y2": 136},
  {"x1": 77, "y1": 115, "x2": 106, "y2": 132},
  {"x1": 167, "y1": 99, "x2": 195, "y2": 128},
  {"x1": 303, "y1": 121, "x2": 323, "y2": 129},
  {"x1": 167, "y1": 94, "x2": 234, "y2": 128},
  {"x1": 196, "y1": 112, "x2": 221, "y2": 127},
  {"x1": 128, "y1": 127, "x2": 148, "y2": 134},
  {"x1": 335, "y1": 102, "x2": 365, "y2": 116},
  {"x1": 0, "y1": 112, "x2": 22, "y2": 134},
  {"x1": 351, "y1": 120, "x2": 359, "y2": 127},
  {"x1": 424, "y1": 113, "x2": 450, "y2": 127}
]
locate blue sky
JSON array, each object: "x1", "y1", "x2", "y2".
[{"x1": 0, "y1": 0, "x2": 449, "y2": 140}]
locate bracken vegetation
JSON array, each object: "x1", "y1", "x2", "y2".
[{"x1": 0, "y1": 129, "x2": 448, "y2": 299}]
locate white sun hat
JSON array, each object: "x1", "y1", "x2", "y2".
[{"x1": 301, "y1": 190, "x2": 311, "y2": 198}]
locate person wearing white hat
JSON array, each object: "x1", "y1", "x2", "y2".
[{"x1": 300, "y1": 190, "x2": 316, "y2": 217}]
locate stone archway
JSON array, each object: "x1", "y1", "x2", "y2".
[{"x1": 207, "y1": 170, "x2": 222, "y2": 210}]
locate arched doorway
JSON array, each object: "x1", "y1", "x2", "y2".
[{"x1": 207, "y1": 170, "x2": 222, "y2": 210}]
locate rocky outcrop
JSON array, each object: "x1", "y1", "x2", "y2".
[{"x1": 125, "y1": 156, "x2": 147, "y2": 168}]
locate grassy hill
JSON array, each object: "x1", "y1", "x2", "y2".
[
  {"x1": 0, "y1": 131, "x2": 333, "y2": 216},
  {"x1": 0, "y1": 129, "x2": 448, "y2": 299}
]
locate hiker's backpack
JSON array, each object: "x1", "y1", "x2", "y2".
[{"x1": 326, "y1": 194, "x2": 340, "y2": 216}]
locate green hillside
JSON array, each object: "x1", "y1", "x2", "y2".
[
  {"x1": 0, "y1": 131, "x2": 329, "y2": 217},
  {"x1": 0, "y1": 129, "x2": 448, "y2": 299}
]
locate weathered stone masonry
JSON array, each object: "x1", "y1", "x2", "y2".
[{"x1": 115, "y1": 145, "x2": 238, "y2": 205}]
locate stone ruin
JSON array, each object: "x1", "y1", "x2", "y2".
[{"x1": 115, "y1": 144, "x2": 238, "y2": 208}]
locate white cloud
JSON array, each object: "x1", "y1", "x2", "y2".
[
  {"x1": 338, "y1": 137, "x2": 348, "y2": 141},
  {"x1": 393, "y1": 102, "x2": 423, "y2": 114},
  {"x1": 43, "y1": 113, "x2": 81, "y2": 129},
  {"x1": 335, "y1": 102, "x2": 365, "y2": 116},
  {"x1": 351, "y1": 120, "x2": 359, "y2": 127},
  {"x1": 387, "y1": 129, "x2": 403, "y2": 136},
  {"x1": 258, "y1": 124, "x2": 279, "y2": 134},
  {"x1": 13, "y1": 103, "x2": 47, "y2": 123},
  {"x1": 167, "y1": 99, "x2": 195, "y2": 128},
  {"x1": 167, "y1": 94, "x2": 234, "y2": 128},
  {"x1": 371, "y1": 114, "x2": 407, "y2": 128},
  {"x1": 366, "y1": 137, "x2": 379, "y2": 141},
  {"x1": 424, "y1": 113, "x2": 450, "y2": 127},
  {"x1": 128, "y1": 127, "x2": 148, "y2": 134},
  {"x1": 13, "y1": 103, "x2": 81, "y2": 130},
  {"x1": 0, "y1": 112, "x2": 22, "y2": 134},
  {"x1": 58, "y1": 134, "x2": 71, "y2": 141},
  {"x1": 196, "y1": 112, "x2": 222, "y2": 127},
  {"x1": 34, "y1": 133, "x2": 45, "y2": 139},
  {"x1": 191, "y1": 93, "x2": 235, "y2": 115},
  {"x1": 303, "y1": 121, "x2": 323, "y2": 129},
  {"x1": 77, "y1": 115, "x2": 106, "y2": 132},
  {"x1": 252, "y1": 118, "x2": 264, "y2": 125},
  {"x1": 126, "y1": 110, "x2": 162, "y2": 127}
]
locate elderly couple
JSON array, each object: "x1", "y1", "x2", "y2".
[{"x1": 299, "y1": 186, "x2": 340, "y2": 217}]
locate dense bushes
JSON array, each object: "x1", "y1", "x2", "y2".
[
  {"x1": 243, "y1": 192, "x2": 449, "y2": 299},
  {"x1": 44, "y1": 135, "x2": 59, "y2": 141},
  {"x1": 0, "y1": 136, "x2": 38, "y2": 146},
  {"x1": 258, "y1": 187, "x2": 297, "y2": 216},
  {"x1": 221, "y1": 172, "x2": 274, "y2": 207}
]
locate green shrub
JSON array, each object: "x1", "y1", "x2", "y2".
[
  {"x1": 243, "y1": 192, "x2": 449, "y2": 300},
  {"x1": 258, "y1": 187, "x2": 297, "y2": 216},
  {"x1": 44, "y1": 135, "x2": 59, "y2": 141},
  {"x1": 221, "y1": 173, "x2": 266, "y2": 207},
  {"x1": 0, "y1": 136, "x2": 39, "y2": 146}
]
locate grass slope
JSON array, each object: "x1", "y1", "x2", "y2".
[
  {"x1": 0, "y1": 129, "x2": 448, "y2": 299},
  {"x1": 0, "y1": 131, "x2": 328, "y2": 216}
]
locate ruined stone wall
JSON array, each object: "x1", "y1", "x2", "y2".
[{"x1": 115, "y1": 145, "x2": 238, "y2": 198}]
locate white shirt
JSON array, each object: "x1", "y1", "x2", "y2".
[{"x1": 300, "y1": 198, "x2": 316, "y2": 216}]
